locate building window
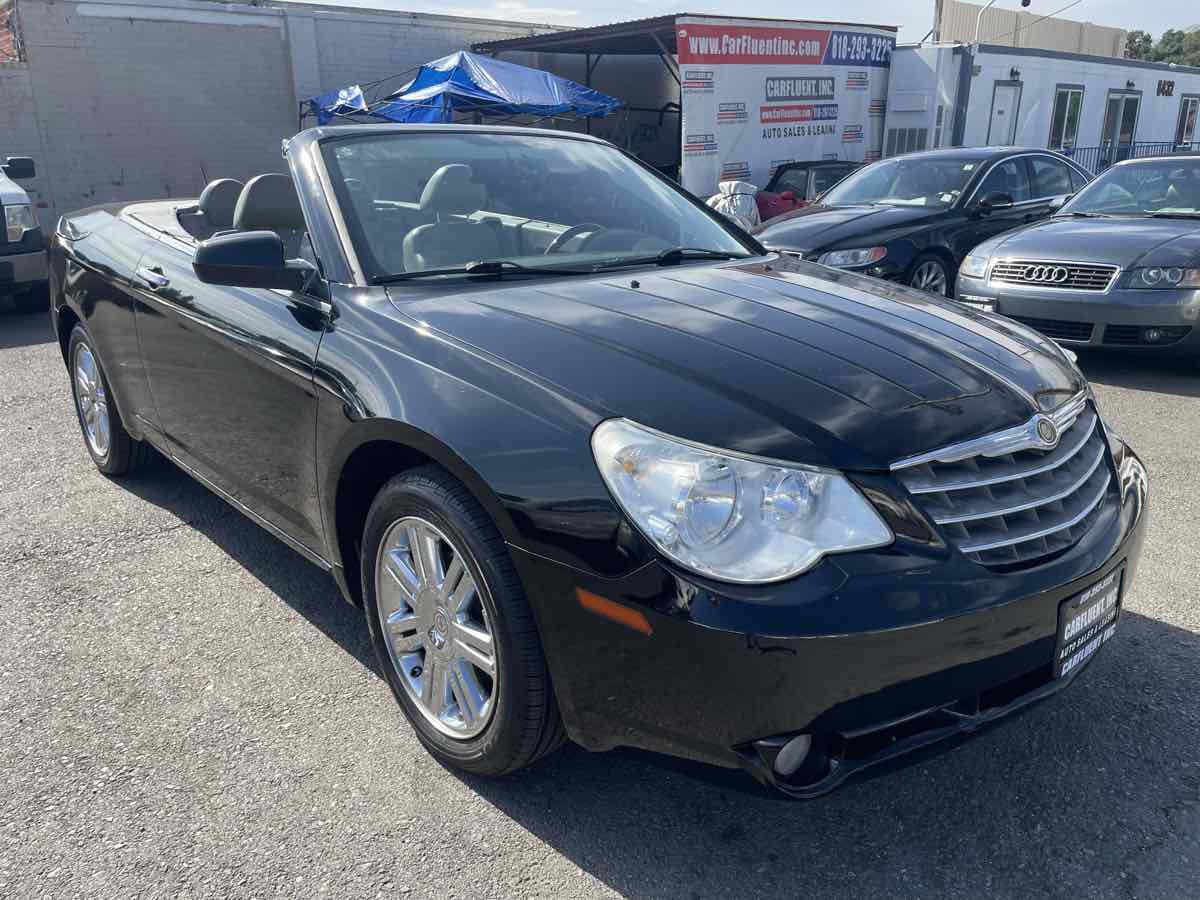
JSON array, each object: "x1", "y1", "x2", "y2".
[
  {"x1": 1048, "y1": 86, "x2": 1084, "y2": 150},
  {"x1": 885, "y1": 127, "x2": 928, "y2": 157},
  {"x1": 1177, "y1": 96, "x2": 1200, "y2": 147},
  {"x1": 934, "y1": 105, "x2": 945, "y2": 148}
]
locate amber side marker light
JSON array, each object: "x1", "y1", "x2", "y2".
[{"x1": 575, "y1": 588, "x2": 653, "y2": 636}]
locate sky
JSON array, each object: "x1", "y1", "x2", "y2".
[{"x1": 319, "y1": 0, "x2": 1195, "y2": 44}]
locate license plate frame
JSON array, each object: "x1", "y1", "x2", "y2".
[{"x1": 1054, "y1": 566, "x2": 1123, "y2": 679}]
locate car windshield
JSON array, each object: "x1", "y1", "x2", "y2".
[
  {"x1": 819, "y1": 155, "x2": 982, "y2": 209},
  {"x1": 1062, "y1": 159, "x2": 1200, "y2": 216},
  {"x1": 321, "y1": 131, "x2": 753, "y2": 281}
]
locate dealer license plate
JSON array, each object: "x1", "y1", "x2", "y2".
[{"x1": 1054, "y1": 567, "x2": 1122, "y2": 679}]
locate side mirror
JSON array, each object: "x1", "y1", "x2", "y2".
[
  {"x1": 975, "y1": 191, "x2": 1014, "y2": 215},
  {"x1": 193, "y1": 230, "x2": 313, "y2": 292},
  {"x1": 2, "y1": 157, "x2": 36, "y2": 180},
  {"x1": 1048, "y1": 194, "x2": 1073, "y2": 213}
]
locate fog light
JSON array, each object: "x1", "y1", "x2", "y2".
[
  {"x1": 773, "y1": 733, "x2": 813, "y2": 777},
  {"x1": 1143, "y1": 327, "x2": 1165, "y2": 343},
  {"x1": 957, "y1": 294, "x2": 995, "y2": 312}
]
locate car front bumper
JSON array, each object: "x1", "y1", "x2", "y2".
[
  {"x1": 511, "y1": 455, "x2": 1148, "y2": 797},
  {"x1": 0, "y1": 248, "x2": 48, "y2": 292},
  {"x1": 956, "y1": 274, "x2": 1200, "y2": 353}
]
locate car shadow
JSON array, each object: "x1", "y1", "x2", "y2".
[
  {"x1": 1078, "y1": 349, "x2": 1200, "y2": 398},
  {"x1": 0, "y1": 305, "x2": 55, "y2": 351},
  {"x1": 116, "y1": 461, "x2": 1196, "y2": 898}
]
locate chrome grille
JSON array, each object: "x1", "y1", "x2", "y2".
[
  {"x1": 892, "y1": 395, "x2": 1113, "y2": 568},
  {"x1": 989, "y1": 260, "x2": 1118, "y2": 292}
]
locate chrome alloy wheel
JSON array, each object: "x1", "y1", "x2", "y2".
[
  {"x1": 375, "y1": 517, "x2": 498, "y2": 739},
  {"x1": 911, "y1": 260, "x2": 949, "y2": 296},
  {"x1": 74, "y1": 345, "x2": 111, "y2": 458}
]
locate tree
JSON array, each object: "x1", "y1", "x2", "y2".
[{"x1": 1125, "y1": 30, "x2": 1153, "y2": 61}]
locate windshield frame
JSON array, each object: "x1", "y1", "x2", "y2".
[
  {"x1": 1059, "y1": 156, "x2": 1200, "y2": 218},
  {"x1": 315, "y1": 127, "x2": 764, "y2": 286}
]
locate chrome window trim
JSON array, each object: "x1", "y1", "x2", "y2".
[
  {"x1": 891, "y1": 390, "x2": 1088, "y2": 472},
  {"x1": 986, "y1": 258, "x2": 1121, "y2": 295}
]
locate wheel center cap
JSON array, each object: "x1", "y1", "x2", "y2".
[{"x1": 428, "y1": 608, "x2": 450, "y2": 651}]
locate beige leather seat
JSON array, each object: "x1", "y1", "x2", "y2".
[
  {"x1": 233, "y1": 174, "x2": 308, "y2": 258},
  {"x1": 198, "y1": 178, "x2": 243, "y2": 231},
  {"x1": 401, "y1": 165, "x2": 499, "y2": 272}
]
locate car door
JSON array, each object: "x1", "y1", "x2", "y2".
[
  {"x1": 132, "y1": 230, "x2": 329, "y2": 558},
  {"x1": 953, "y1": 157, "x2": 1036, "y2": 258}
]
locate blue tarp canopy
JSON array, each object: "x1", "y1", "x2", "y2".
[{"x1": 305, "y1": 50, "x2": 621, "y2": 125}]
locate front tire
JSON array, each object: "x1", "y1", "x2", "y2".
[
  {"x1": 907, "y1": 253, "x2": 952, "y2": 297},
  {"x1": 68, "y1": 324, "x2": 151, "y2": 476},
  {"x1": 361, "y1": 465, "x2": 565, "y2": 775}
]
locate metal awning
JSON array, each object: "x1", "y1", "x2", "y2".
[
  {"x1": 473, "y1": 13, "x2": 897, "y2": 57},
  {"x1": 474, "y1": 14, "x2": 681, "y2": 57}
]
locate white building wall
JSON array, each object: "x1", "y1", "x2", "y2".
[
  {"x1": 960, "y1": 49, "x2": 1200, "y2": 150},
  {"x1": 0, "y1": 63, "x2": 49, "y2": 216}
]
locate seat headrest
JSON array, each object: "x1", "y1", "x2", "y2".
[
  {"x1": 233, "y1": 174, "x2": 305, "y2": 232},
  {"x1": 419, "y1": 164, "x2": 485, "y2": 216},
  {"x1": 197, "y1": 178, "x2": 243, "y2": 229}
]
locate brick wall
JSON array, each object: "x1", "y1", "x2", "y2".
[
  {"x1": 0, "y1": 64, "x2": 49, "y2": 220},
  {"x1": 14, "y1": 0, "x2": 557, "y2": 224}
]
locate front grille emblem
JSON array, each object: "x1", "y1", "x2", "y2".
[
  {"x1": 1023, "y1": 265, "x2": 1070, "y2": 284},
  {"x1": 1035, "y1": 415, "x2": 1059, "y2": 447}
]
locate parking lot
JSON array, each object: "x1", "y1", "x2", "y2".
[{"x1": 1, "y1": 304, "x2": 1198, "y2": 899}]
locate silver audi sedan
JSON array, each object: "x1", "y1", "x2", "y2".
[{"x1": 955, "y1": 155, "x2": 1200, "y2": 355}]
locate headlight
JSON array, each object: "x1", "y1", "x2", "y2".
[
  {"x1": 959, "y1": 253, "x2": 990, "y2": 280},
  {"x1": 1124, "y1": 267, "x2": 1200, "y2": 289},
  {"x1": 4, "y1": 203, "x2": 37, "y2": 242},
  {"x1": 817, "y1": 246, "x2": 886, "y2": 268},
  {"x1": 591, "y1": 419, "x2": 893, "y2": 584}
]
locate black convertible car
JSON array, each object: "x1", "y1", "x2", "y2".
[
  {"x1": 49, "y1": 125, "x2": 1147, "y2": 798},
  {"x1": 755, "y1": 147, "x2": 1091, "y2": 296}
]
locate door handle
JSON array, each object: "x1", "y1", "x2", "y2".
[{"x1": 136, "y1": 265, "x2": 170, "y2": 290}]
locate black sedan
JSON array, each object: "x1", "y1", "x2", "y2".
[
  {"x1": 956, "y1": 155, "x2": 1200, "y2": 354},
  {"x1": 48, "y1": 125, "x2": 1147, "y2": 798},
  {"x1": 754, "y1": 147, "x2": 1091, "y2": 296}
]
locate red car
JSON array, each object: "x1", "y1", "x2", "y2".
[{"x1": 756, "y1": 160, "x2": 862, "y2": 222}]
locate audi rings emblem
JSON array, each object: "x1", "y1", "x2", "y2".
[{"x1": 1022, "y1": 264, "x2": 1070, "y2": 284}]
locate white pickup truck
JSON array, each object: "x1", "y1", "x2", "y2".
[{"x1": 1, "y1": 156, "x2": 47, "y2": 312}]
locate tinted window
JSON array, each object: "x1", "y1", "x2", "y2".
[
  {"x1": 812, "y1": 165, "x2": 855, "y2": 195},
  {"x1": 975, "y1": 159, "x2": 1031, "y2": 203},
  {"x1": 772, "y1": 167, "x2": 809, "y2": 196},
  {"x1": 1029, "y1": 156, "x2": 1073, "y2": 198},
  {"x1": 821, "y1": 155, "x2": 981, "y2": 208}
]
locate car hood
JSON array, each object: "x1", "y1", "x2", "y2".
[
  {"x1": 753, "y1": 204, "x2": 939, "y2": 253},
  {"x1": 387, "y1": 259, "x2": 1083, "y2": 470},
  {"x1": 986, "y1": 216, "x2": 1200, "y2": 268}
]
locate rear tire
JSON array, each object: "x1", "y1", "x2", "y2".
[
  {"x1": 361, "y1": 465, "x2": 565, "y2": 775},
  {"x1": 907, "y1": 253, "x2": 952, "y2": 297},
  {"x1": 68, "y1": 324, "x2": 152, "y2": 476}
]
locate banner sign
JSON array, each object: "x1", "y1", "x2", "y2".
[{"x1": 676, "y1": 17, "x2": 895, "y2": 197}]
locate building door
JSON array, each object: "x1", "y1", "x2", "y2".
[
  {"x1": 987, "y1": 82, "x2": 1022, "y2": 145},
  {"x1": 1101, "y1": 91, "x2": 1141, "y2": 163}
]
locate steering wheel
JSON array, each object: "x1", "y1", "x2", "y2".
[{"x1": 545, "y1": 223, "x2": 605, "y2": 254}]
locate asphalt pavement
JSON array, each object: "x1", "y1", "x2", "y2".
[{"x1": 1, "y1": 306, "x2": 1198, "y2": 899}]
